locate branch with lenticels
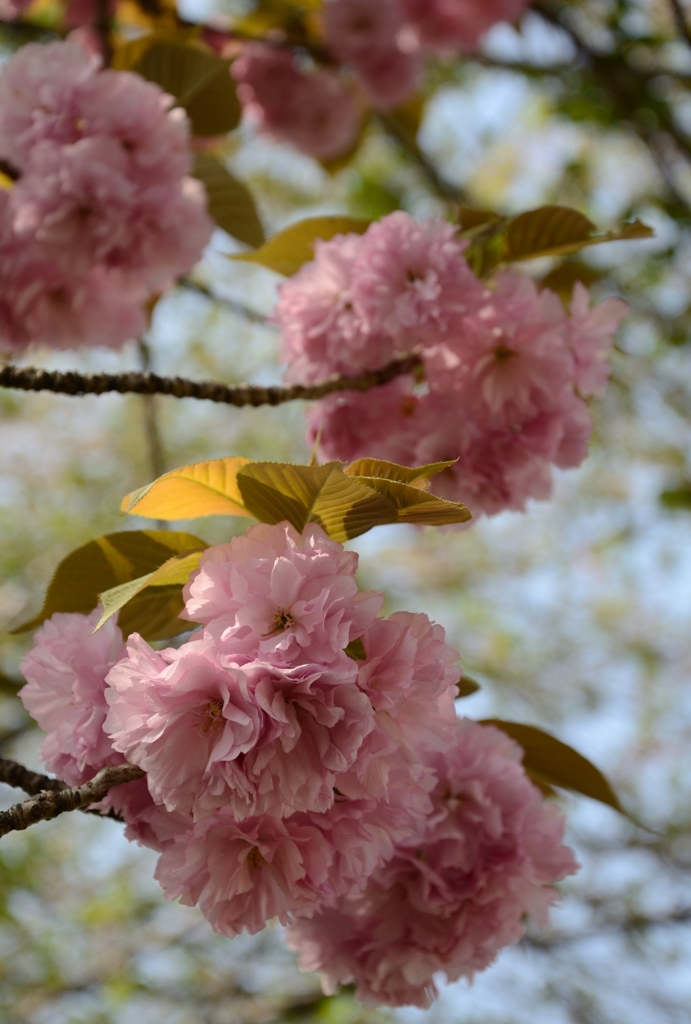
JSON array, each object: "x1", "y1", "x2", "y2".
[{"x1": 0, "y1": 760, "x2": 143, "y2": 837}]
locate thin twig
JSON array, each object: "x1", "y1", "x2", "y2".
[
  {"x1": 178, "y1": 278, "x2": 275, "y2": 326},
  {"x1": 374, "y1": 111, "x2": 468, "y2": 203},
  {"x1": 0, "y1": 354, "x2": 421, "y2": 407},
  {"x1": 138, "y1": 340, "x2": 167, "y2": 480},
  {"x1": 669, "y1": 0, "x2": 691, "y2": 53},
  {"x1": 0, "y1": 763, "x2": 144, "y2": 837}
]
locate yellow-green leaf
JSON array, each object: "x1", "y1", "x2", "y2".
[
  {"x1": 350, "y1": 476, "x2": 472, "y2": 527},
  {"x1": 134, "y1": 41, "x2": 240, "y2": 136},
  {"x1": 345, "y1": 458, "x2": 456, "y2": 490},
  {"x1": 95, "y1": 550, "x2": 205, "y2": 636},
  {"x1": 122, "y1": 457, "x2": 253, "y2": 521},
  {"x1": 13, "y1": 531, "x2": 207, "y2": 634},
  {"x1": 483, "y1": 720, "x2": 626, "y2": 815},
  {"x1": 230, "y1": 216, "x2": 371, "y2": 276},
  {"x1": 236, "y1": 462, "x2": 395, "y2": 541},
  {"x1": 503, "y1": 206, "x2": 653, "y2": 262},
  {"x1": 192, "y1": 154, "x2": 265, "y2": 248}
]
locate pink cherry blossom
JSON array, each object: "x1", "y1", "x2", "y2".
[
  {"x1": 278, "y1": 212, "x2": 626, "y2": 519},
  {"x1": 336, "y1": 611, "x2": 460, "y2": 802},
  {"x1": 232, "y1": 44, "x2": 360, "y2": 160},
  {"x1": 275, "y1": 233, "x2": 397, "y2": 383},
  {"x1": 351, "y1": 212, "x2": 483, "y2": 342},
  {"x1": 155, "y1": 811, "x2": 334, "y2": 936},
  {"x1": 323, "y1": 0, "x2": 422, "y2": 108},
  {"x1": 354, "y1": 45, "x2": 423, "y2": 109},
  {"x1": 400, "y1": 0, "x2": 532, "y2": 53},
  {"x1": 183, "y1": 521, "x2": 383, "y2": 670},
  {"x1": 105, "y1": 632, "x2": 375, "y2": 821},
  {"x1": 11, "y1": 137, "x2": 212, "y2": 292},
  {"x1": 0, "y1": 41, "x2": 99, "y2": 171},
  {"x1": 0, "y1": 234, "x2": 147, "y2": 352},
  {"x1": 567, "y1": 282, "x2": 628, "y2": 398},
  {"x1": 98, "y1": 777, "x2": 193, "y2": 852},
  {"x1": 287, "y1": 718, "x2": 579, "y2": 1009},
  {"x1": 19, "y1": 610, "x2": 126, "y2": 786}
]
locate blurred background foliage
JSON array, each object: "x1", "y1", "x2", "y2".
[{"x1": 1, "y1": 0, "x2": 691, "y2": 1021}]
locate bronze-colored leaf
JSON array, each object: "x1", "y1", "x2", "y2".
[
  {"x1": 192, "y1": 154, "x2": 265, "y2": 247},
  {"x1": 13, "y1": 531, "x2": 207, "y2": 634},
  {"x1": 503, "y1": 206, "x2": 596, "y2": 262},
  {"x1": 230, "y1": 216, "x2": 371, "y2": 276},
  {"x1": 95, "y1": 550, "x2": 205, "y2": 637},
  {"x1": 345, "y1": 458, "x2": 456, "y2": 490},
  {"x1": 483, "y1": 720, "x2": 626, "y2": 815}
]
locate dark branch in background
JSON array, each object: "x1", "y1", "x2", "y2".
[
  {"x1": 0, "y1": 353, "x2": 421, "y2": 407},
  {"x1": 178, "y1": 277, "x2": 276, "y2": 326},
  {"x1": 0, "y1": 762, "x2": 143, "y2": 837},
  {"x1": 523, "y1": 907, "x2": 691, "y2": 950},
  {"x1": 668, "y1": 0, "x2": 691, "y2": 54},
  {"x1": 375, "y1": 111, "x2": 469, "y2": 204},
  {"x1": 138, "y1": 339, "x2": 167, "y2": 480}
]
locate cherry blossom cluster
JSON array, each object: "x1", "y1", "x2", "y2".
[
  {"x1": 232, "y1": 0, "x2": 532, "y2": 158},
  {"x1": 273, "y1": 212, "x2": 628, "y2": 517},
  {"x1": 0, "y1": 40, "x2": 213, "y2": 352},
  {"x1": 19, "y1": 519, "x2": 577, "y2": 1007}
]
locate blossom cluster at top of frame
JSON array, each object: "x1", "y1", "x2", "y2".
[
  {"x1": 0, "y1": 41, "x2": 213, "y2": 352},
  {"x1": 19, "y1": 519, "x2": 577, "y2": 1009},
  {"x1": 273, "y1": 212, "x2": 628, "y2": 517},
  {"x1": 231, "y1": 0, "x2": 532, "y2": 159}
]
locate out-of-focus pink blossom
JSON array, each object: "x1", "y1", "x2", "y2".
[
  {"x1": 0, "y1": 0, "x2": 32, "y2": 20},
  {"x1": 11, "y1": 137, "x2": 212, "y2": 291},
  {"x1": 323, "y1": 0, "x2": 422, "y2": 108},
  {"x1": 105, "y1": 631, "x2": 375, "y2": 821},
  {"x1": 287, "y1": 718, "x2": 578, "y2": 1009},
  {"x1": 19, "y1": 610, "x2": 126, "y2": 786},
  {"x1": 567, "y1": 282, "x2": 628, "y2": 398},
  {"x1": 0, "y1": 41, "x2": 99, "y2": 170},
  {"x1": 155, "y1": 811, "x2": 334, "y2": 936},
  {"x1": 355, "y1": 45, "x2": 422, "y2": 108},
  {"x1": 232, "y1": 44, "x2": 360, "y2": 159},
  {"x1": 400, "y1": 0, "x2": 531, "y2": 53},
  {"x1": 183, "y1": 521, "x2": 383, "y2": 670}
]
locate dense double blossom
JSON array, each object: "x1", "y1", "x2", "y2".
[
  {"x1": 18, "y1": 520, "x2": 577, "y2": 1007},
  {"x1": 287, "y1": 718, "x2": 579, "y2": 1008},
  {"x1": 273, "y1": 212, "x2": 628, "y2": 517},
  {"x1": 0, "y1": 40, "x2": 213, "y2": 351}
]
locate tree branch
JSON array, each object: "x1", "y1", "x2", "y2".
[
  {"x1": 668, "y1": 0, "x2": 691, "y2": 53},
  {"x1": 0, "y1": 763, "x2": 144, "y2": 837},
  {"x1": 0, "y1": 756, "x2": 65, "y2": 796},
  {"x1": 0, "y1": 354, "x2": 422, "y2": 407}
]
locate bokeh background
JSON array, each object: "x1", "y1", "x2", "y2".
[{"x1": 1, "y1": 1, "x2": 691, "y2": 1021}]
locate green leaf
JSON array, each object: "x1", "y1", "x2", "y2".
[
  {"x1": 229, "y1": 216, "x2": 371, "y2": 276},
  {"x1": 457, "y1": 674, "x2": 480, "y2": 698},
  {"x1": 483, "y1": 720, "x2": 626, "y2": 815},
  {"x1": 122, "y1": 457, "x2": 253, "y2": 520},
  {"x1": 236, "y1": 462, "x2": 395, "y2": 541},
  {"x1": 502, "y1": 206, "x2": 653, "y2": 263},
  {"x1": 94, "y1": 550, "x2": 205, "y2": 638},
  {"x1": 134, "y1": 41, "x2": 240, "y2": 137},
  {"x1": 192, "y1": 154, "x2": 265, "y2": 248},
  {"x1": 660, "y1": 484, "x2": 691, "y2": 510},
  {"x1": 344, "y1": 458, "x2": 456, "y2": 490},
  {"x1": 13, "y1": 531, "x2": 207, "y2": 635},
  {"x1": 344, "y1": 638, "x2": 367, "y2": 661}
]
